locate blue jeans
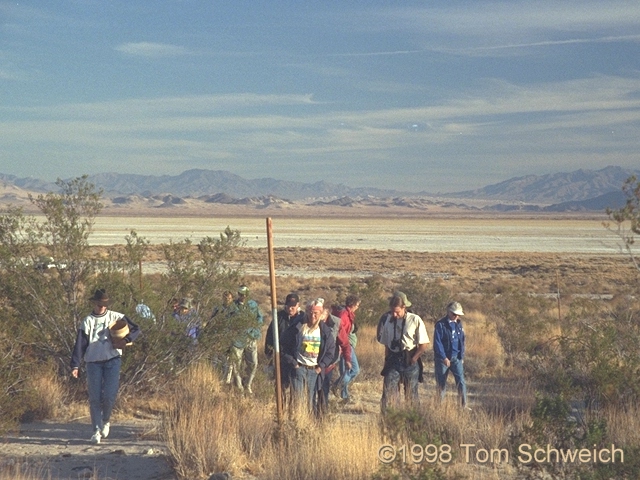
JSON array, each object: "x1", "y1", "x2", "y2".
[
  {"x1": 291, "y1": 365, "x2": 320, "y2": 415},
  {"x1": 434, "y1": 358, "x2": 468, "y2": 407},
  {"x1": 381, "y1": 354, "x2": 420, "y2": 412},
  {"x1": 86, "y1": 356, "x2": 121, "y2": 431},
  {"x1": 336, "y1": 348, "x2": 360, "y2": 399}
]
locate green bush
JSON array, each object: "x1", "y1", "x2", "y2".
[
  {"x1": 0, "y1": 177, "x2": 250, "y2": 424},
  {"x1": 557, "y1": 299, "x2": 640, "y2": 409}
]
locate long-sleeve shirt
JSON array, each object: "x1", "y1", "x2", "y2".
[
  {"x1": 433, "y1": 316, "x2": 465, "y2": 361},
  {"x1": 265, "y1": 309, "x2": 305, "y2": 357},
  {"x1": 71, "y1": 310, "x2": 141, "y2": 368}
]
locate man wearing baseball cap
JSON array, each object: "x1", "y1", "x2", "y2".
[
  {"x1": 264, "y1": 293, "x2": 305, "y2": 383},
  {"x1": 433, "y1": 301, "x2": 469, "y2": 409},
  {"x1": 226, "y1": 285, "x2": 264, "y2": 394}
]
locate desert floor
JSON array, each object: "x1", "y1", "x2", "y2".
[{"x1": 2, "y1": 209, "x2": 639, "y2": 480}]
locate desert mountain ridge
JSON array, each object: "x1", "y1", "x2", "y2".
[{"x1": 1, "y1": 165, "x2": 638, "y2": 213}]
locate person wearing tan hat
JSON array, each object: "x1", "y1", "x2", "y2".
[
  {"x1": 70, "y1": 289, "x2": 141, "y2": 444},
  {"x1": 433, "y1": 301, "x2": 469, "y2": 409},
  {"x1": 377, "y1": 291, "x2": 429, "y2": 412}
]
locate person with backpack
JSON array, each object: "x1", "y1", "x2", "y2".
[
  {"x1": 331, "y1": 294, "x2": 361, "y2": 403},
  {"x1": 377, "y1": 291, "x2": 429, "y2": 412},
  {"x1": 433, "y1": 301, "x2": 469, "y2": 409}
]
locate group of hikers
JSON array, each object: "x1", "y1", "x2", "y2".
[{"x1": 70, "y1": 285, "x2": 469, "y2": 444}]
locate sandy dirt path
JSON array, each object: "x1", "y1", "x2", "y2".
[{"x1": 0, "y1": 418, "x2": 176, "y2": 480}]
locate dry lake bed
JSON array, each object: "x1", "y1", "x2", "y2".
[{"x1": 90, "y1": 215, "x2": 626, "y2": 254}]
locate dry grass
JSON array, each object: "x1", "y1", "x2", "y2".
[
  {"x1": 163, "y1": 362, "x2": 273, "y2": 478},
  {"x1": 602, "y1": 403, "x2": 640, "y2": 446},
  {"x1": 463, "y1": 311, "x2": 505, "y2": 378},
  {"x1": 22, "y1": 365, "x2": 68, "y2": 422},
  {"x1": 262, "y1": 417, "x2": 383, "y2": 480},
  {"x1": 161, "y1": 361, "x2": 384, "y2": 480}
]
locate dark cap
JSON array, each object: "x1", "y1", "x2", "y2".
[{"x1": 285, "y1": 293, "x2": 299, "y2": 306}]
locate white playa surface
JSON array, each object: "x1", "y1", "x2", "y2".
[{"x1": 90, "y1": 216, "x2": 623, "y2": 254}]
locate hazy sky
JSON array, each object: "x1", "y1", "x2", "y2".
[{"x1": 2, "y1": 1, "x2": 640, "y2": 193}]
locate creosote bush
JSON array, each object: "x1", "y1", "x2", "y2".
[{"x1": 0, "y1": 177, "x2": 248, "y2": 425}]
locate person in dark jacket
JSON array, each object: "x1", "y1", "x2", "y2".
[
  {"x1": 265, "y1": 293, "x2": 305, "y2": 361},
  {"x1": 264, "y1": 292, "x2": 305, "y2": 389},
  {"x1": 280, "y1": 298, "x2": 336, "y2": 416},
  {"x1": 433, "y1": 301, "x2": 469, "y2": 409}
]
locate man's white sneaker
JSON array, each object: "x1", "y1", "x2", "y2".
[
  {"x1": 100, "y1": 422, "x2": 110, "y2": 438},
  {"x1": 90, "y1": 430, "x2": 101, "y2": 444}
]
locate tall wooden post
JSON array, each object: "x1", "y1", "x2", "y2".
[
  {"x1": 556, "y1": 269, "x2": 562, "y2": 322},
  {"x1": 266, "y1": 218, "x2": 284, "y2": 424}
]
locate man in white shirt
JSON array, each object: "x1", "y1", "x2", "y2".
[{"x1": 377, "y1": 291, "x2": 429, "y2": 411}]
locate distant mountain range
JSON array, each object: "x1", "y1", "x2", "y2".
[
  {"x1": 449, "y1": 165, "x2": 638, "y2": 204},
  {"x1": 1, "y1": 165, "x2": 638, "y2": 212}
]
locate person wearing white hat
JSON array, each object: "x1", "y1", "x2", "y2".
[{"x1": 433, "y1": 301, "x2": 469, "y2": 409}]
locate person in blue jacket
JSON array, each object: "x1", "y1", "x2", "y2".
[{"x1": 433, "y1": 301, "x2": 469, "y2": 409}]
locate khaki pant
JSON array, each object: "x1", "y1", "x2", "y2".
[{"x1": 225, "y1": 340, "x2": 258, "y2": 391}]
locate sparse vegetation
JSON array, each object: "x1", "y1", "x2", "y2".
[
  {"x1": 606, "y1": 175, "x2": 640, "y2": 271},
  {"x1": 2, "y1": 179, "x2": 640, "y2": 479}
]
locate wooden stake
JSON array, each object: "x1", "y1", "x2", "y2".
[
  {"x1": 266, "y1": 218, "x2": 284, "y2": 424},
  {"x1": 556, "y1": 269, "x2": 562, "y2": 322}
]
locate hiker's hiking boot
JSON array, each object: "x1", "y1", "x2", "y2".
[
  {"x1": 100, "y1": 422, "x2": 110, "y2": 438},
  {"x1": 90, "y1": 430, "x2": 101, "y2": 444}
]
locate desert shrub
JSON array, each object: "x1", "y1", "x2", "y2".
[
  {"x1": 486, "y1": 287, "x2": 558, "y2": 366},
  {"x1": 347, "y1": 275, "x2": 392, "y2": 327},
  {"x1": 0, "y1": 178, "x2": 102, "y2": 374},
  {"x1": 264, "y1": 415, "x2": 383, "y2": 480},
  {"x1": 397, "y1": 276, "x2": 452, "y2": 325},
  {"x1": 555, "y1": 299, "x2": 640, "y2": 409},
  {"x1": 379, "y1": 398, "x2": 522, "y2": 479},
  {"x1": 605, "y1": 174, "x2": 640, "y2": 272},
  {"x1": 82, "y1": 229, "x2": 250, "y2": 394},
  {"x1": 0, "y1": 347, "x2": 26, "y2": 433},
  {"x1": 508, "y1": 393, "x2": 640, "y2": 479},
  {"x1": 20, "y1": 362, "x2": 67, "y2": 422},
  {"x1": 0, "y1": 178, "x2": 103, "y2": 426},
  {"x1": 0, "y1": 178, "x2": 250, "y2": 422}
]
